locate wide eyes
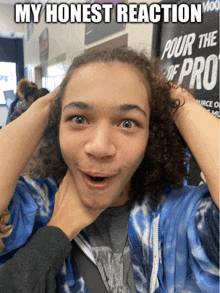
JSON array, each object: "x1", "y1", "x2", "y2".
[
  {"x1": 72, "y1": 116, "x2": 89, "y2": 125},
  {"x1": 119, "y1": 120, "x2": 137, "y2": 128},
  {"x1": 70, "y1": 115, "x2": 138, "y2": 129}
]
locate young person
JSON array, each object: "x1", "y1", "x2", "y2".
[
  {"x1": 33, "y1": 87, "x2": 50, "y2": 102},
  {"x1": 0, "y1": 48, "x2": 219, "y2": 293},
  {"x1": 6, "y1": 79, "x2": 38, "y2": 124}
]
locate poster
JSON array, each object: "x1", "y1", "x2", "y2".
[
  {"x1": 39, "y1": 27, "x2": 49, "y2": 63},
  {"x1": 159, "y1": 0, "x2": 219, "y2": 118},
  {"x1": 156, "y1": 0, "x2": 219, "y2": 185}
]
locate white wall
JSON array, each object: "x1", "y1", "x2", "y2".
[
  {"x1": 24, "y1": 0, "x2": 160, "y2": 83},
  {"x1": 0, "y1": 106, "x2": 8, "y2": 128},
  {"x1": 24, "y1": 0, "x2": 86, "y2": 74},
  {"x1": 0, "y1": 3, "x2": 25, "y2": 37}
]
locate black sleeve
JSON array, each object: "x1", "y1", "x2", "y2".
[{"x1": 0, "y1": 226, "x2": 72, "y2": 293}]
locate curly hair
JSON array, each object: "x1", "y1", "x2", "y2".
[
  {"x1": 25, "y1": 47, "x2": 189, "y2": 208},
  {"x1": 17, "y1": 79, "x2": 38, "y2": 101}
]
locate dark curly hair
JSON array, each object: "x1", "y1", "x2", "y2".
[{"x1": 25, "y1": 47, "x2": 189, "y2": 208}]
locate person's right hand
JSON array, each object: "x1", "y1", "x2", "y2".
[{"x1": 47, "y1": 170, "x2": 104, "y2": 241}]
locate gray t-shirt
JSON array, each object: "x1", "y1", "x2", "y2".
[{"x1": 84, "y1": 204, "x2": 136, "y2": 293}]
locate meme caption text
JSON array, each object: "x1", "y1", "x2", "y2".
[{"x1": 15, "y1": 3, "x2": 202, "y2": 23}]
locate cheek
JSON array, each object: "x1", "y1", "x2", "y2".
[
  {"x1": 59, "y1": 131, "x2": 81, "y2": 165},
  {"x1": 122, "y1": 136, "x2": 148, "y2": 172}
]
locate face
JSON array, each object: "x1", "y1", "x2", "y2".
[
  {"x1": 17, "y1": 90, "x2": 24, "y2": 101},
  {"x1": 59, "y1": 61, "x2": 150, "y2": 210}
]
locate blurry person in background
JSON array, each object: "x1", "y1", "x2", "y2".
[
  {"x1": 33, "y1": 88, "x2": 50, "y2": 102},
  {"x1": 6, "y1": 79, "x2": 38, "y2": 124},
  {"x1": 8, "y1": 87, "x2": 50, "y2": 123}
]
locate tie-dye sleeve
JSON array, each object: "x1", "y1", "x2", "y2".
[
  {"x1": 0, "y1": 175, "x2": 57, "y2": 265},
  {"x1": 187, "y1": 193, "x2": 219, "y2": 292},
  {"x1": 160, "y1": 183, "x2": 219, "y2": 293},
  {"x1": 195, "y1": 197, "x2": 219, "y2": 267}
]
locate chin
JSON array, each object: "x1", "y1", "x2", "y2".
[
  {"x1": 82, "y1": 198, "x2": 111, "y2": 211},
  {"x1": 80, "y1": 190, "x2": 122, "y2": 211}
]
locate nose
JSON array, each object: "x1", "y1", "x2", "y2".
[{"x1": 84, "y1": 124, "x2": 116, "y2": 159}]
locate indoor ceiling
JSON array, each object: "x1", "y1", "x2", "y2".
[{"x1": 0, "y1": 0, "x2": 25, "y2": 4}]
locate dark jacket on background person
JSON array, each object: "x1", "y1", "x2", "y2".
[{"x1": 5, "y1": 96, "x2": 19, "y2": 125}]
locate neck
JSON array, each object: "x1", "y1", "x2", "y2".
[{"x1": 110, "y1": 185, "x2": 130, "y2": 207}]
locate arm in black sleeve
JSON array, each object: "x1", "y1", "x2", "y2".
[{"x1": 0, "y1": 226, "x2": 72, "y2": 293}]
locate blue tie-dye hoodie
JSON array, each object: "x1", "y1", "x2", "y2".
[{"x1": 0, "y1": 175, "x2": 219, "y2": 292}]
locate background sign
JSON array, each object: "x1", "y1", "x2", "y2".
[
  {"x1": 159, "y1": 0, "x2": 219, "y2": 118},
  {"x1": 39, "y1": 27, "x2": 49, "y2": 63},
  {"x1": 154, "y1": 0, "x2": 219, "y2": 185}
]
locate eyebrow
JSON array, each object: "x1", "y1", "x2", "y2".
[
  {"x1": 63, "y1": 101, "x2": 94, "y2": 111},
  {"x1": 119, "y1": 104, "x2": 147, "y2": 117},
  {"x1": 63, "y1": 101, "x2": 147, "y2": 117}
]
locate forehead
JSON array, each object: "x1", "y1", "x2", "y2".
[{"x1": 62, "y1": 61, "x2": 149, "y2": 111}]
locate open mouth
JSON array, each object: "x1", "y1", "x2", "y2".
[
  {"x1": 88, "y1": 175, "x2": 107, "y2": 182},
  {"x1": 81, "y1": 172, "x2": 116, "y2": 188}
]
